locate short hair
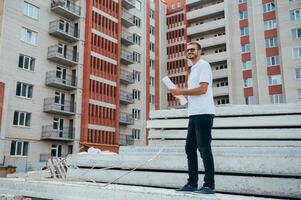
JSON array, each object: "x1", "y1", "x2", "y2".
[{"x1": 187, "y1": 42, "x2": 202, "y2": 50}]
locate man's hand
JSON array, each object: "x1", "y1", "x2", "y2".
[{"x1": 170, "y1": 88, "x2": 184, "y2": 96}]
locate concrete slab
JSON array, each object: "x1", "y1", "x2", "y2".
[{"x1": 0, "y1": 178, "x2": 274, "y2": 200}]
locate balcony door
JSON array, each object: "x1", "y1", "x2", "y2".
[
  {"x1": 58, "y1": 43, "x2": 67, "y2": 58},
  {"x1": 56, "y1": 66, "x2": 67, "y2": 84},
  {"x1": 55, "y1": 91, "x2": 65, "y2": 111},
  {"x1": 59, "y1": 19, "x2": 69, "y2": 33},
  {"x1": 51, "y1": 144, "x2": 62, "y2": 157},
  {"x1": 53, "y1": 117, "x2": 64, "y2": 138}
]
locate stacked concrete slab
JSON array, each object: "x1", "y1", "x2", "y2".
[{"x1": 66, "y1": 104, "x2": 301, "y2": 199}]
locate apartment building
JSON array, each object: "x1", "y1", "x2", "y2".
[
  {"x1": 80, "y1": 0, "x2": 166, "y2": 152},
  {"x1": 165, "y1": 0, "x2": 301, "y2": 107},
  {"x1": 0, "y1": 0, "x2": 85, "y2": 170}
]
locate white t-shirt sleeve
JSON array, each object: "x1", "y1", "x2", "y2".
[{"x1": 198, "y1": 63, "x2": 211, "y2": 84}]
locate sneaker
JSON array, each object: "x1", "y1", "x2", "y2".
[
  {"x1": 176, "y1": 184, "x2": 197, "y2": 192},
  {"x1": 195, "y1": 186, "x2": 216, "y2": 194}
]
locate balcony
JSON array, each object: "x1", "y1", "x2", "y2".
[
  {"x1": 122, "y1": 9, "x2": 135, "y2": 27},
  {"x1": 45, "y1": 71, "x2": 77, "y2": 91},
  {"x1": 119, "y1": 112, "x2": 134, "y2": 125},
  {"x1": 187, "y1": 18, "x2": 225, "y2": 36},
  {"x1": 119, "y1": 134, "x2": 134, "y2": 146},
  {"x1": 121, "y1": 49, "x2": 134, "y2": 65},
  {"x1": 40, "y1": 153, "x2": 68, "y2": 162},
  {"x1": 47, "y1": 45, "x2": 79, "y2": 66},
  {"x1": 213, "y1": 69, "x2": 228, "y2": 80},
  {"x1": 122, "y1": 0, "x2": 135, "y2": 10},
  {"x1": 121, "y1": 30, "x2": 134, "y2": 46},
  {"x1": 198, "y1": 35, "x2": 226, "y2": 49},
  {"x1": 120, "y1": 70, "x2": 134, "y2": 84},
  {"x1": 43, "y1": 98, "x2": 75, "y2": 116},
  {"x1": 186, "y1": 0, "x2": 209, "y2": 8},
  {"x1": 49, "y1": 20, "x2": 80, "y2": 43},
  {"x1": 213, "y1": 86, "x2": 229, "y2": 97},
  {"x1": 202, "y1": 52, "x2": 227, "y2": 63},
  {"x1": 50, "y1": 0, "x2": 81, "y2": 20},
  {"x1": 187, "y1": 2, "x2": 224, "y2": 22},
  {"x1": 120, "y1": 90, "x2": 134, "y2": 105},
  {"x1": 41, "y1": 125, "x2": 74, "y2": 141}
]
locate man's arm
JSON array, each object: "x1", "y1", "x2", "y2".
[{"x1": 170, "y1": 82, "x2": 208, "y2": 96}]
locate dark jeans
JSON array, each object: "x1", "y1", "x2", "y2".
[{"x1": 185, "y1": 114, "x2": 215, "y2": 189}]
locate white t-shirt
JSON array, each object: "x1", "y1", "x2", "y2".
[{"x1": 187, "y1": 59, "x2": 215, "y2": 116}]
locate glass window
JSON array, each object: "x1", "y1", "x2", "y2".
[
  {"x1": 132, "y1": 129, "x2": 141, "y2": 140},
  {"x1": 135, "y1": 0, "x2": 141, "y2": 10},
  {"x1": 270, "y1": 94, "x2": 284, "y2": 104},
  {"x1": 133, "y1": 70, "x2": 141, "y2": 82},
  {"x1": 18, "y1": 54, "x2": 35, "y2": 71},
  {"x1": 293, "y1": 47, "x2": 301, "y2": 59},
  {"x1": 265, "y1": 37, "x2": 278, "y2": 48},
  {"x1": 241, "y1": 44, "x2": 250, "y2": 53},
  {"x1": 297, "y1": 89, "x2": 301, "y2": 103},
  {"x1": 296, "y1": 68, "x2": 301, "y2": 79},
  {"x1": 13, "y1": 111, "x2": 31, "y2": 127},
  {"x1": 133, "y1": 33, "x2": 141, "y2": 45},
  {"x1": 240, "y1": 27, "x2": 249, "y2": 36},
  {"x1": 150, "y1": 76, "x2": 155, "y2": 86},
  {"x1": 21, "y1": 27, "x2": 37, "y2": 45},
  {"x1": 268, "y1": 74, "x2": 282, "y2": 85},
  {"x1": 264, "y1": 19, "x2": 277, "y2": 30},
  {"x1": 243, "y1": 78, "x2": 253, "y2": 88},
  {"x1": 242, "y1": 60, "x2": 252, "y2": 70},
  {"x1": 10, "y1": 141, "x2": 28, "y2": 156},
  {"x1": 267, "y1": 56, "x2": 279, "y2": 66},
  {"x1": 245, "y1": 96, "x2": 254, "y2": 105},
  {"x1": 133, "y1": 16, "x2": 141, "y2": 28},
  {"x1": 150, "y1": 94, "x2": 155, "y2": 104},
  {"x1": 23, "y1": 1, "x2": 39, "y2": 20},
  {"x1": 292, "y1": 28, "x2": 301, "y2": 39},
  {"x1": 133, "y1": 52, "x2": 141, "y2": 63},
  {"x1": 290, "y1": 8, "x2": 301, "y2": 21},
  {"x1": 263, "y1": 2, "x2": 275, "y2": 13},
  {"x1": 16, "y1": 82, "x2": 33, "y2": 98},
  {"x1": 239, "y1": 11, "x2": 248, "y2": 20},
  {"x1": 132, "y1": 109, "x2": 141, "y2": 120}
]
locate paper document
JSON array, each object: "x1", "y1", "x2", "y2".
[{"x1": 162, "y1": 76, "x2": 187, "y2": 105}]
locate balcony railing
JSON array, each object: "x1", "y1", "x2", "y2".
[
  {"x1": 47, "y1": 45, "x2": 79, "y2": 66},
  {"x1": 119, "y1": 134, "x2": 134, "y2": 146},
  {"x1": 121, "y1": 30, "x2": 134, "y2": 46},
  {"x1": 122, "y1": 0, "x2": 135, "y2": 10},
  {"x1": 40, "y1": 153, "x2": 68, "y2": 162},
  {"x1": 49, "y1": 20, "x2": 80, "y2": 42},
  {"x1": 120, "y1": 49, "x2": 134, "y2": 65},
  {"x1": 41, "y1": 125, "x2": 74, "y2": 141},
  {"x1": 120, "y1": 90, "x2": 134, "y2": 104},
  {"x1": 119, "y1": 112, "x2": 134, "y2": 125},
  {"x1": 187, "y1": 18, "x2": 225, "y2": 36},
  {"x1": 45, "y1": 71, "x2": 77, "y2": 91},
  {"x1": 121, "y1": 9, "x2": 135, "y2": 27},
  {"x1": 43, "y1": 97, "x2": 76, "y2": 116},
  {"x1": 120, "y1": 70, "x2": 134, "y2": 84},
  {"x1": 51, "y1": 0, "x2": 81, "y2": 20}
]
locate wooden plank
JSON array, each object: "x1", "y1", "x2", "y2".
[
  {"x1": 147, "y1": 115, "x2": 301, "y2": 129},
  {"x1": 149, "y1": 129, "x2": 301, "y2": 139},
  {"x1": 149, "y1": 104, "x2": 301, "y2": 119}
]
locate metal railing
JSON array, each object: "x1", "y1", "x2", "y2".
[
  {"x1": 122, "y1": 30, "x2": 134, "y2": 43},
  {"x1": 44, "y1": 98, "x2": 76, "y2": 113},
  {"x1": 49, "y1": 20, "x2": 80, "y2": 38},
  {"x1": 48, "y1": 45, "x2": 79, "y2": 63},
  {"x1": 120, "y1": 90, "x2": 134, "y2": 103},
  {"x1": 120, "y1": 70, "x2": 134, "y2": 83},
  {"x1": 51, "y1": 0, "x2": 81, "y2": 17},
  {"x1": 119, "y1": 112, "x2": 134, "y2": 125},
  {"x1": 119, "y1": 134, "x2": 134, "y2": 146},
  {"x1": 122, "y1": 9, "x2": 134, "y2": 23},
  {"x1": 121, "y1": 49, "x2": 134, "y2": 63},
  {"x1": 41, "y1": 125, "x2": 75, "y2": 140},
  {"x1": 46, "y1": 71, "x2": 77, "y2": 88}
]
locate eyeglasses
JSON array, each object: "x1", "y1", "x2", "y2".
[{"x1": 186, "y1": 48, "x2": 197, "y2": 52}]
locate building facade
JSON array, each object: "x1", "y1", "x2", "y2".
[
  {"x1": 0, "y1": 0, "x2": 85, "y2": 170},
  {"x1": 165, "y1": 0, "x2": 301, "y2": 107}
]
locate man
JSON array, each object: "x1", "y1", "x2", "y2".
[{"x1": 170, "y1": 42, "x2": 216, "y2": 194}]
